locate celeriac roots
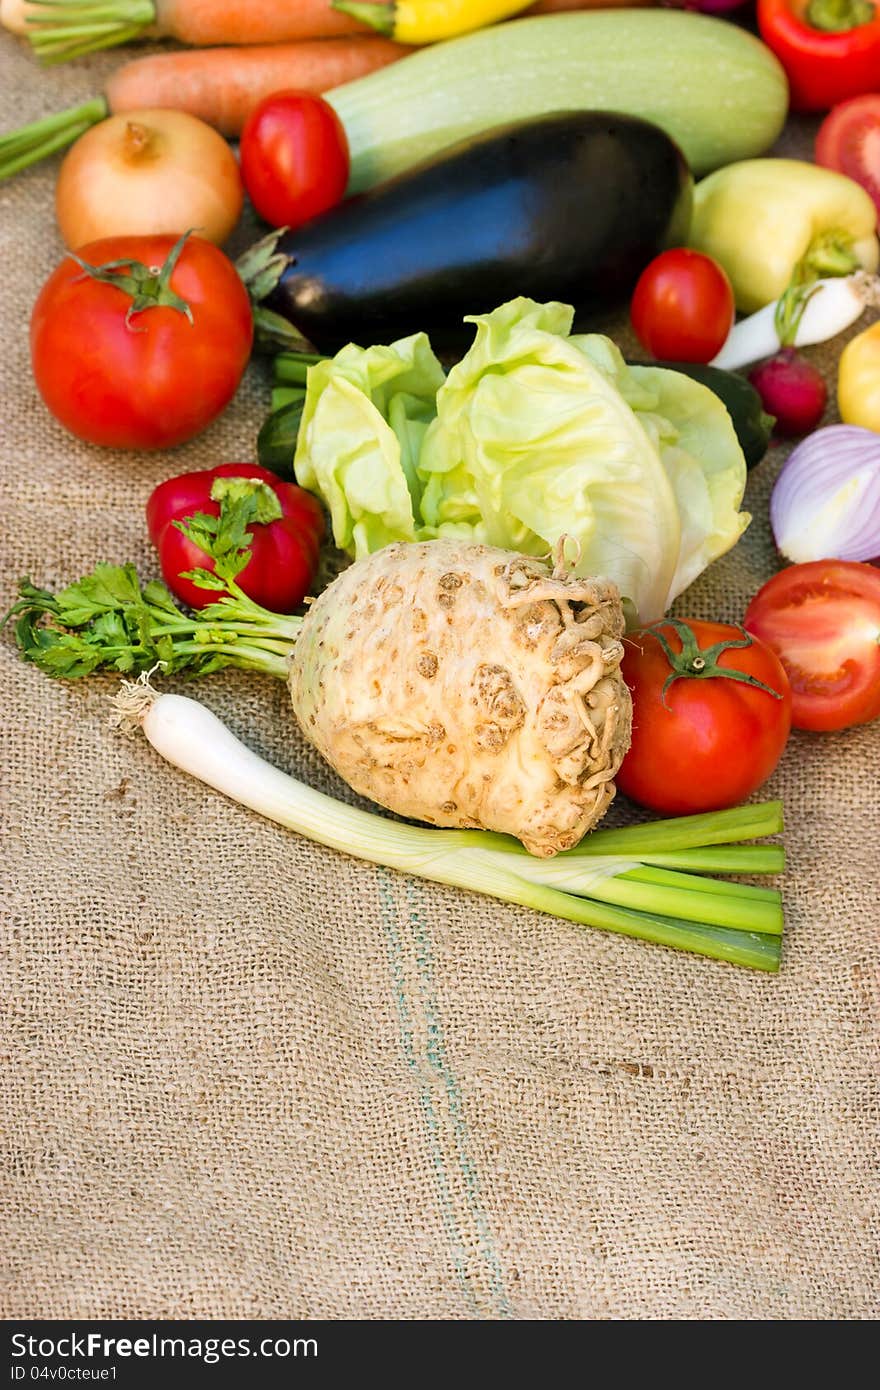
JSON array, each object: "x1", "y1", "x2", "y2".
[{"x1": 290, "y1": 539, "x2": 632, "y2": 856}]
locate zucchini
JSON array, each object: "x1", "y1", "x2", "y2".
[
  {"x1": 257, "y1": 395, "x2": 306, "y2": 478},
  {"x1": 328, "y1": 10, "x2": 788, "y2": 193}
]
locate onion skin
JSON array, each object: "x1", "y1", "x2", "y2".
[
  {"x1": 770, "y1": 425, "x2": 880, "y2": 564},
  {"x1": 54, "y1": 108, "x2": 244, "y2": 251}
]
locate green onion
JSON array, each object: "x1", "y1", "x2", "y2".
[
  {"x1": 7, "y1": 544, "x2": 786, "y2": 973},
  {"x1": 110, "y1": 681, "x2": 784, "y2": 973}
]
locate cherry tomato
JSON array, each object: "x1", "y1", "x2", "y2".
[
  {"x1": 146, "y1": 464, "x2": 324, "y2": 614},
  {"x1": 815, "y1": 95, "x2": 880, "y2": 215},
  {"x1": 744, "y1": 561, "x2": 880, "y2": 732},
  {"x1": 239, "y1": 91, "x2": 350, "y2": 230},
  {"x1": 630, "y1": 248, "x2": 735, "y2": 363},
  {"x1": 616, "y1": 618, "x2": 792, "y2": 814},
  {"x1": 30, "y1": 234, "x2": 253, "y2": 450}
]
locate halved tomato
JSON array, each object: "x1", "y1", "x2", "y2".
[
  {"x1": 744, "y1": 561, "x2": 880, "y2": 732},
  {"x1": 815, "y1": 95, "x2": 880, "y2": 216}
]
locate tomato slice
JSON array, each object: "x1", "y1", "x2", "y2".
[
  {"x1": 744, "y1": 561, "x2": 880, "y2": 732},
  {"x1": 815, "y1": 95, "x2": 880, "y2": 215}
]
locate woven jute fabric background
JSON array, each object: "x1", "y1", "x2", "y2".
[{"x1": 1, "y1": 29, "x2": 878, "y2": 1321}]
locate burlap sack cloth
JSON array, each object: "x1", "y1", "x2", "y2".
[{"x1": 1, "y1": 31, "x2": 878, "y2": 1321}]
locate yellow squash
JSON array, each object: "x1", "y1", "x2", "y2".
[
  {"x1": 838, "y1": 321, "x2": 880, "y2": 433},
  {"x1": 333, "y1": 0, "x2": 534, "y2": 44}
]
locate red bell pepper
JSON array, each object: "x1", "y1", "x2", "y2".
[
  {"x1": 146, "y1": 463, "x2": 324, "y2": 614},
  {"x1": 757, "y1": 0, "x2": 880, "y2": 111}
]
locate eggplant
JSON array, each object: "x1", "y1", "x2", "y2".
[{"x1": 251, "y1": 111, "x2": 692, "y2": 354}]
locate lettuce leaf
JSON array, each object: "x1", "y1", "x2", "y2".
[
  {"x1": 294, "y1": 333, "x2": 444, "y2": 559},
  {"x1": 293, "y1": 298, "x2": 749, "y2": 622}
]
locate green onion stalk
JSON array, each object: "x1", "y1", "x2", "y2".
[{"x1": 5, "y1": 491, "x2": 786, "y2": 973}]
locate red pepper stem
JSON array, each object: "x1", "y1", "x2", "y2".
[
  {"x1": 209, "y1": 477, "x2": 283, "y2": 525},
  {"x1": 643, "y1": 618, "x2": 785, "y2": 709},
  {"x1": 805, "y1": 0, "x2": 875, "y2": 31},
  {"x1": 331, "y1": 1, "x2": 395, "y2": 35}
]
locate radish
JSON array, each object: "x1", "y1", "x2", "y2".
[{"x1": 748, "y1": 350, "x2": 828, "y2": 438}]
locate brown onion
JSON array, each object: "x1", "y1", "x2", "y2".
[{"x1": 55, "y1": 108, "x2": 244, "y2": 250}]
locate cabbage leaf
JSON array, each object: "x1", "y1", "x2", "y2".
[{"x1": 293, "y1": 298, "x2": 749, "y2": 622}]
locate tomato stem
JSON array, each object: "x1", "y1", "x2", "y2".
[
  {"x1": 641, "y1": 618, "x2": 786, "y2": 707},
  {"x1": 67, "y1": 228, "x2": 196, "y2": 328}
]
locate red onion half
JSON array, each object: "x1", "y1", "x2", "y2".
[{"x1": 771, "y1": 425, "x2": 880, "y2": 563}]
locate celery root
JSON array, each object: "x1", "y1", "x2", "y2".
[{"x1": 291, "y1": 540, "x2": 631, "y2": 856}]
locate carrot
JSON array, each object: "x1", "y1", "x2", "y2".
[
  {"x1": 105, "y1": 38, "x2": 407, "y2": 135},
  {"x1": 0, "y1": 37, "x2": 408, "y2": 178},
  {"x1": 154, "y1": 0, "x2": 373, "y2": 44},
  {"x1": 6, "y1": 0, "x2": 378, "y2": 64}
]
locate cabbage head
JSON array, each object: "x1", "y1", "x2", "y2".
[{"x1": 293, "y1": 298, "x2": 749, "y2": 622}]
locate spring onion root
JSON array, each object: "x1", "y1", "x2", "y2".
[{"x1": 112, "y1": 679, "x2": 784, "y2": 971}]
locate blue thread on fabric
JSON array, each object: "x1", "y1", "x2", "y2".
[
  {"x1": 377, "y1": 870, "x2": 478, "y2": 1315},
  {"x1": 406, "y1": 880, "x2": 513, "y2": 1319}
]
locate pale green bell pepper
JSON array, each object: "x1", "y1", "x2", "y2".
[{"x1": 688, "y1": 158, "x2": 879, "y2": 313}]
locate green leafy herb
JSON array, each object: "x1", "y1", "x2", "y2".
[{"x1": 4, "y1": 492, "x2": 303, "y2": 683}]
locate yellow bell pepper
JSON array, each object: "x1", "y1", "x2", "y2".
[
  {"x1": 333, "y1": 0, "x2": 534, "y2": 44},
  {"x1": 688, "y1": 159, "x2": 879, "y2": 313},
  {"x1": 838, "y1": 320, "x2": 880, "y2": 433}
]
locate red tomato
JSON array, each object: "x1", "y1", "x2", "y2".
[
  {"x1": 146, "y1": 464, "x2": 324, "y2": 614},
  {"x1": 616, "y1": 618, "x2": 792, "y2": 814},
  {"x1": 630, "y1": 248, "x2": 735, "y2": 363},
  {"x1": 240, "y1": 91, "x2": 350, "y2": 230},
  {"x1": 816, "y1": 95, "x2": 880, "y2": 215},
  {"x1": 30, "y1": 234, "x2": 253, "y2": 450},
  {"x1": 744, "y1": 561, "x2": 880, "y2": 732}
]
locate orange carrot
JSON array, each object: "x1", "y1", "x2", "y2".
[
  {"x1": 104, "y1": 37, "x2": 407, "y2": 136},
  {"x1": 0, "y1": 36, "x2": 408, "y2": 178},
  {"x1": 153, "y1": 0, "x2": 375, "y2": 44},
  {"x1": 8, "y1": 0, "x2": 380, "y2": 63}
]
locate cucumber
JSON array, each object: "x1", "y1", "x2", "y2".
[
  {"x1": 328, "y1": 11, "x2": 789, "y2": 193},
  {"x1": 636, "y1": 361, "x2": 775, "y2": 470},
  {"x1": 257, "y1": 396, "x2": 306, "y2": 479}
]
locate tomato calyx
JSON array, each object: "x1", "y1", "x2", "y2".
[
  {"x1": 68, "y1": 227, "x2": 195, "y2": 330},
  {"x1": 642, "y1": 618, "x2": 786, "y2": 708},
  {"x1": 805, "y1": 0, "x2": 875, "y2": 32}
]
